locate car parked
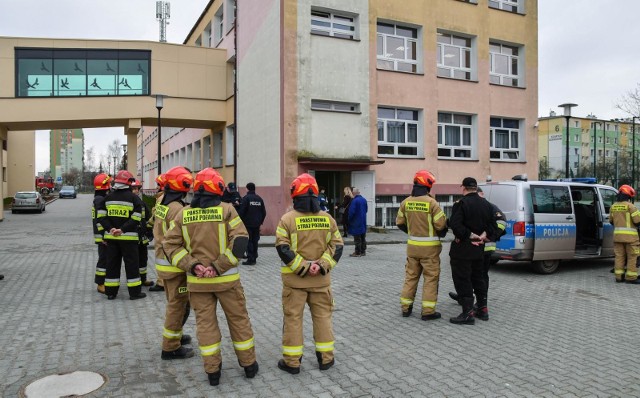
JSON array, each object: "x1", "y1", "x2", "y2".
[
  {"x1": 12, "y1": 191, "x2": 46, "y2": 214},
  {"x1": 59, "y1": 185, "x2": 77, "y2": 199}
]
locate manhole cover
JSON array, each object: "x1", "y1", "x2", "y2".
[{"x1": 22, "y1": 371, "x2": 107, "y2": 397}]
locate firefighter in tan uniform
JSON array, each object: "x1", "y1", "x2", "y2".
[
  {"x1": 609, "y1": 184, "x2": 640, "y2": 284},
  {"x1": 396, "y1": 170, "x2": 447, "y2": 320},
  {"x1": 150, "y1": 174, "x2": 167, "y2": 292},
  {"x1": 275, "y1": 173, "x2": 344, "y2": 374},
  {"x1": 153, "y1": 167, "x2": 194, "y2": 360},
  {"x1": 163, "y1": 168, "x2": 258, "y2": 386}
]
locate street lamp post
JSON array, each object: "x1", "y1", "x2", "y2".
[
  {"x1": 155, "y1": 95, "x2": 164, "y2": 177},
  {"x1": 113, "y1": 156, "x2": 117, "y2": 175},
  {"x1": 559, "y1": 103, "x2": 578, "y2": 178},
  {"x1": 592, "y1": 121, "x2": 599, "y2": 180}
]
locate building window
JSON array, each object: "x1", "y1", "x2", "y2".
[
  {"x1": 489, "y1": 42, "x2": 521, "y2": 87},
  {"x1": 437, "y1": 32, "x2": 474, "y2": 80},
  {"x1": 16, "y1": 48, "x2": 150, "y2": 97},
  {"x1": 311, "y1": 9, "x2": 356, "y2": 39},
  {"x1": 377, "y1": 107, "x2": 421, "y2": 157},
  {"x1": 598, "y1": 137, "x2": 602, "y2": 143},
  {"x1": 225, "y1": 126, "x2": 235, "y2": 166},
  {"x1": 574, "y1": 134, "x2": 579, "y2": 142},
  {"x1": 438, "y1": 112, "x2": 474, "y2": 159},
  {"x1": 226, "y1": 0, "x2": 236, "y2": 31},
  {"x1": 376, "y1": 22, "x2": 419, "y2": 73},
  {"x1": 606, "y1": 137, "x2": 610, "y2": 144},
  {"x1": 605, "y1": 150, "x2": 610, "y2": 157},
  {"x1": 214, "y1": 6, "x2": 224, "y2": 44},
  {"x1": 213, "y1": 131, "x2": 223, "y2": 167},
  {"x1": 195, "y1": 35, "x2": 202, "y2": 47},
  {"x1": 488, "y1": 0, "x2": 522, "y2": 13},
  {"x1": 490, "y1": 117, "x2": 521, "y2": 161},
  {"x1": 311, "y1": 99, "x2": 360, "y2": 113}
]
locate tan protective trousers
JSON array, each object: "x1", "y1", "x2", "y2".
[
  {"x1": 189, "y1": 284, "x2": 256, "y2": 374},
  {"x1": 282, "y1": 285, "x2": 334, "y2": 368},
  {"x1": 162, "y1": 275, "x2": 189, "y2": 351},
  {"x1": 614, "y1": 242, "x2": 639, "y2": 281},
  {"x1": 400, "y1": 246, "x2": 442, "y2": 315}
]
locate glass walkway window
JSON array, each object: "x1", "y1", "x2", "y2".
[{"x1": 16, "y1": 48, "x2": 151, "y2": 97}]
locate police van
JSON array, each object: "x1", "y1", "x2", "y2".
[{"x1": 479, "y1": 176, "x2": 618, "y2": 274}]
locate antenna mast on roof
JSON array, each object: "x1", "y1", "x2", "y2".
[{"x1": 156, "y1": 1, "x2": 171, "y2": 43}]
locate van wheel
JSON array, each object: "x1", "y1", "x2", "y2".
[{"x1": 532, "y1": 260, "x2": 560, "y2": 274}]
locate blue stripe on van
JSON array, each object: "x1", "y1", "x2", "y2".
[
  {"x1": 496, "y1": 220, "x2": 534, "y2": 250},
  {"x1": 534, "y1": 224, "x2": 576, "y2": 240}
]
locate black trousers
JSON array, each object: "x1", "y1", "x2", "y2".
[
  {"x1": 354, "y1": 233, "x2": 367, "y2": 255},
  {"x1": 450, "y1": 257, "x2": 486, "y2": 306},
  {"x1": 246, "y1": 226, "x2": 260, "y2": 262},
  {"x1": 94, "y1": 243, "x2": 107, "y2": 285},
  {"x1": 474, "y1": 251, "x2": 492, "y2": 305},
  {"x1": 138, "y1": 243, "x2": 149, "y2": 283},
  {"x1": 104, "y1": 240, "x2": 141, "y2": 297}
]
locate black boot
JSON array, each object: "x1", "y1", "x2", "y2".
[
  {"x1": 207, "y1": 370, "x2": 221, "y2": 386},
  {"x1": 421, "y1": 312, "x2": 441, "y2": 321},
  {"x1": 149, "y1": 284, "x2": 165, "y2": 292},
  {"x1": 450, "y1": 297, "x2": 475, "y2": 325},
  {"x1": 626, "y1": 278, "x2": 640, "y2": 284},
  {"x1": 475, "y1": 306, "x2": 489, "y2": 321},
  {"x1": 277, "y1": 359, "x2": 300, "y2": 374},
  {"x1": 180, "y1": 334, "x2": 192, "y2": 345},
  {"x1": 316, "y1": 352, "x2": 334, "y2": 370},
  {"x1": 448, "y1": 291, "x2": 462, "y2": 305},
  {"x1": 244, "y1": 361, "x2": 259, "y2": 378},
  {"x1": 402, "y1": 305, "x2": 413, "y2": 317},
  {"x1": 130, "y1": 292, "x2": 146, "y2": 300},
  {"x1": 161, "y1": 346, "x2": 195, "y2": 360}
]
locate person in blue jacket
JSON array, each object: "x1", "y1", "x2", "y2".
[{"x1": 348, "y1": 188, "x2": 368, "y2": 257}]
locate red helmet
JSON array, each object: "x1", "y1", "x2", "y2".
[
  {"x1": 165, "y1": 166, "x2": 193, "y2": 192},
  {"x1": 413, "y1": 170, "x2": 436, "y2": 189},
  {"x1": 131, "y1": 179, "x2": 142, "y2": 188},
  {"x1": 94, "y1": 173, "x2": 112, "y2": 190},
  {"x1": 619, "y1": 184, "x2": 636, "y2": 198},
  {"x1": 290, "y1": 173, "x2": 319, "y2": 198},
  {"x1": 114, "y1": 170, "x2": 135, "y2": 185},
  {"x1": 155, "y1": 174, "x2": 167, "y2": 190},
  {"x1": 194, "y1": 168, "x2": 225, "y2": 195}
]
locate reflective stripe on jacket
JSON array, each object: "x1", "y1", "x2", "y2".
[{"x1": 610, "y1": 201, "x2": 640, "y2": 243}]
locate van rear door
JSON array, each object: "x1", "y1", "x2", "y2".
[{"x1": 530, "y1": 184, "x2": 576, "y2": 260}]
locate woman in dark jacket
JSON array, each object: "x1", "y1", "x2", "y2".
[{"x1": 335, "y1": 186, "x2": 353, "y2": 237}]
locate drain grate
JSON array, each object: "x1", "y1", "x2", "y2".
[{"x1": 22, "y1": 371, "x2": 107, "y2": 397}]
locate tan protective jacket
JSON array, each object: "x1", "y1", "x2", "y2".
[
  {"x1": 609, "y1": 201, "x2": 640, "y2": 243},
  {"x1": 275, "y1": 210, "x2": 344, "y2": 289},
  {"x1": 153, "y1": 199, "x2": 185, "y2": 279},
  {"x1": 396, "y1": 194, "x2": 447, "y2": 258},
  {"x1": 163, "y1": 203, "x2": 248, "y2": 293}
]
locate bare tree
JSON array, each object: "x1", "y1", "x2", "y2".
[
  {"x1": 85, "y1": 146, "x2": 96, "y2": 172},
  {"x1": 62, "y1": 167, "x2": 82, "y2": 186},
  {"x1": 616, "y1": 83, "x2": 640, "y2": 117}
]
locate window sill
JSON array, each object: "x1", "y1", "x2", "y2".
[
  {"x1": 437, "y1": 157, "x2": 479, "y2": 161},
  {"x1": 455, "y1": 0, "x2": 478, "y2": 4},
  {"x1": 489, "y1": 82, "x2": 526, "y2": 90},
  {"x1": 376, "y1": 68, "x2": 424, "y2": 76},
  {"x1": 436, "y1": 76, "x2": 478, "y2": 83},
  {"x1": 377, "y1": 155, "x2": 425, "y2": 159},
  {"x1": 311, "y1": 32, "x2": 360, "y2": 42},
  {"x1": 311, "y1": 108, "x2": 362, "y2": 115},
  {"x1": 489, "y1": 159, "x2": 526, "y2": 163},
  {"x1": 488, "y1": 7, "x2": 526, "y2": 16}
]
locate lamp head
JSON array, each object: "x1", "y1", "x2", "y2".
[
  {"x1": 558, "y1": 103, "x2": 578, "y2": 117},
  {"x1": 155, "y1": 94, "x2": 164, "y2": 110}
]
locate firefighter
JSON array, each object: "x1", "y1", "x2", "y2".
[
  {"x1": 150, "y1": 174, "x2": 167, "y2": 292},
  {"x1": 131, "y1": 180, "x2": 155, "y2": 287},
  {"x1": 449, "y1": 186, "x2": 507, "y2": 320},
  {"x1": 92, "y1": 173, "x2": 112, "y2": 294},
  {"x1": 396, "y1": 170, "x2": 447, "y2": 320},
  {"x1": 153, "y1": 167, "x2": 195, "y2": 360},
  {"x1": 610, "y1": 185, "x2": 640, "y2": 284},
  {"x1": 163, "y1": 168, "x2": 258, "y2": 386},
  {"x1": 96, "y1": 169, "x2": 146, "y2": 300},
  {"x1": 275, "y1": 173, "x2": 344, "y2": 374}
]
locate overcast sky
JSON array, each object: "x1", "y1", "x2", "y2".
[{"x1": 1, "y1": 0, "x2": 639, "y2": 173}]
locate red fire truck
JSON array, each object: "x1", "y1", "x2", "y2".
[{"x1": 35, "y1": 177, "x2": 55, "y2": 194}]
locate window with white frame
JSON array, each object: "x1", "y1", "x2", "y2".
[
  {"x1": 574, "y1": 121, "x2": 579, "y2": 128},
  {"x1": 311, "y1": 99, "x2": 360, "y2": 113},
  {"x1": 204, "y1": 22, "x2": 212, "y2": 47},
  {"x1": 225, "y1": 126, "x2": 235, "y2": 166},
  {"x1": 490, "y1": 42, "x2": 521, "y2": 86},
  {"x1": 490, "y1": 117, "x2": 521, "y2": 160},
  {"x1": 213, "y1": 131, "x2": 223, "y2": 167},
  {"x1": 488, "y1": 0, "x2": 521, "y2": 13},
  {"x1": 438, "y1": 112, "x2": 474, "y2": 159},
  {"x1": 437, "y1": 32, "x2": 473, "y2": 80},
  {"x1": 214, "y1": 7, "x2": 224, "y2": 44},
  {"x1": 606, "y1": 150, "x2": 610, "y2": 157},
  {"x1": 376, "y1": 22, "x2": 419, "y2": 73},
  {"x1": 226, "y1": 0, "x2": 236, "y2": 31},
  {"x1": 377, "y1": 107, "x2": 421, "y2": 157},
  {"x1": 574, "y1": 134, "x2": 579, "y2": 142},
  {"x1": 311, "y1": 9, "x2": 356, "y2": 39}
]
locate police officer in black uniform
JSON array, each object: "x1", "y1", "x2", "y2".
[
  {"x1": 448, "y1": 177, "x2": 495, "y2": 325},
  {"x1": 238, "y1": 182, "x2": 267, "y2": 265}
]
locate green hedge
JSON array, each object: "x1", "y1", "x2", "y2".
[
  {"x1": 3, "y1": 197, "x2": 12, "y2": 206},
  {"x1": 142, "y1": 193, "x2": 157, "y2": 210}
]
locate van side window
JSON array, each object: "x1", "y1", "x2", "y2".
[
  {"x1": 531, "y1": 186, "x2": 571, "y2": 214},
  {"x1": 598, "y1": 188, "x2": 617, "y2": 214}
]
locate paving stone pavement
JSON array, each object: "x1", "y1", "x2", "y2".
[{"x1": 1, "y1": 194, "x2": 639, "y2": 397}]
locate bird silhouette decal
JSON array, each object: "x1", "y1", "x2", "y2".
[
  {"x1": 137, "y1": 63, "x2": 145, "y2": 74},
  {"x1": 40, "y1": 62, "x2": 50, "y2": 72},
  {"x1": 60, "y1": 78, "x2": 70, "y2": 89},
  {"x1": 26, "y1": 78, "x2": 39, "y2": 89},
  {"x1": 106, "y1": 62, "x2": 115, "y2": 72},
  {"x1": 90, "y1": 78, "x2": 101, "y2": 89},
  {"x1": 118, "y1": 78, "x2": 132, "y2": 89},
  {"x1": 74, "y1": 62, "x2": 83, "y2": 72}
]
